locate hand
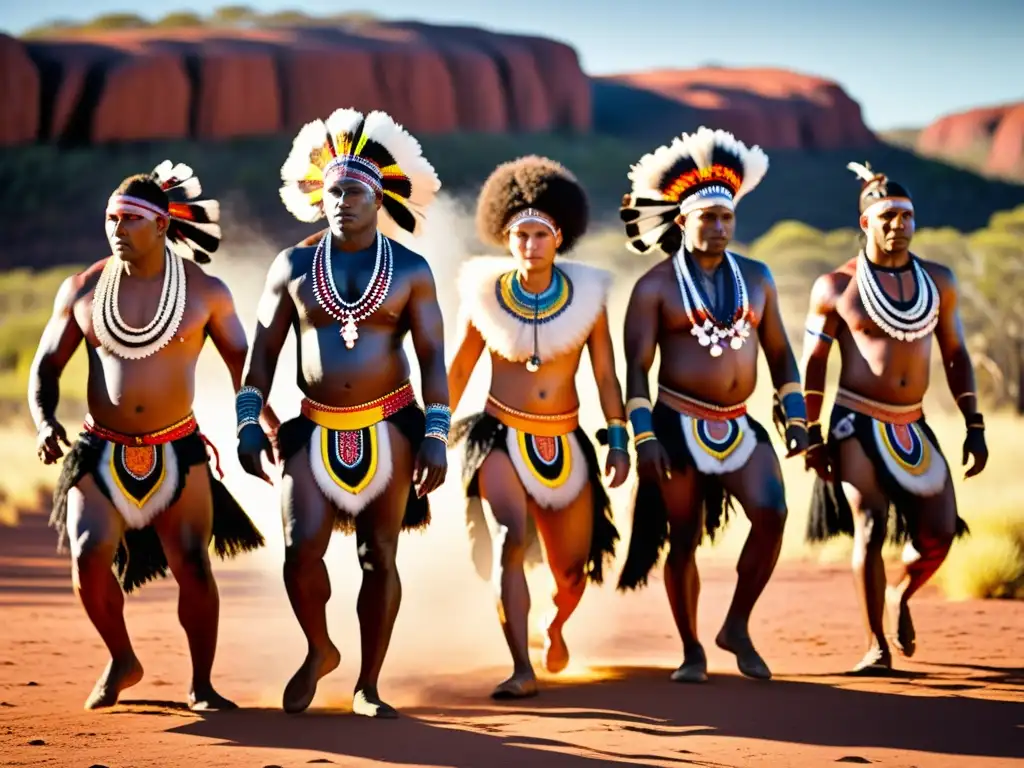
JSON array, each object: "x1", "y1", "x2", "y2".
[
  {"x1": 636, "y1": 439, "x2": 671, "y2": 483},
  {"x1": 605, "y1": 448, "x2": 630, "y2": 489},
  {"x1": 36, "y1": 419, "x2": 71, "y2": 465},
  {"x1": 260, "y1": 406, "x2": 281, "y2": 464},
  {"x1": 962, "y1": 428, "x2": 988, "y2": 479},
  {"x1": 237, "y1": 423, "x2": 275, "y2": 485},
  {"x1": 413, "y1": 436, "x2": 448, "y2": 498},
  {"x1": 804, "y1": 443, "x2": 832, "y2": 481},
  {"x1": 784, "y1": 422, "x2": 810, "y2": 458}
]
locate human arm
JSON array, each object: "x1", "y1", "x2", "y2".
[
  {"x1": 623, "y1": 274, "x2": 670, "y2": 480},
  {"x1": 236, "y1": 249, "x2": 296, "y2": 483},
  {"x1": 408, "y1": 262, "x2": 450, "y2": 497},
  {"x1": 28, "y1": 276, "x2": 85, "y2": 464},
  {"x1": 446, "y1": 315, "x2": 486, "y2": 416},
  {"x1": 800, "y1": 273, "x2": 844, "y2": 478},
  {"x1": 755, "y1": 264, "x2": 809, "y2": 457},
  {"x1": 586, "y1": 309, "x2": 629, "y2": 488},
  {"x1": 932, "y1": 266, "x2": 987, "y2": 478}
]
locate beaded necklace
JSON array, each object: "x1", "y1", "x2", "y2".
[
  {"x1": 855, "y1": 250, "x2": 939, "y2": 342},
  {"x1": 672, "y1": 249, "x2": 751, "y2": 357},
  {"x1": 311, "y1": 231, "x2": 394, "y2": 349}
]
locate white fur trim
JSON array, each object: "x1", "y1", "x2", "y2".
[
  {"x1": 505, "y1": 427, "x2": 588, "y2": 509},
  {"x1": 680, "y1": 414, "x2": 757, "y2": 475},
  {"x1": 872, "y1": 420, "x2": 947, "y2": 497},
  {"x1": 457, "y1": 256, "x2": 611, "y2": 363},
  {"x1": 96, "y1": 441, "x2": 180, "y2": 529},
  {"x1": 309, "y1": 422, "x2": 393, "y2": 515}
]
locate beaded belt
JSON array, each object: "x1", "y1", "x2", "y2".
[
  {"x1": 657, "y1": 385, "x2": 747, "y2": 421},
  {"x1": 485, "y1": 394, "x2": 579, "y2": 437},
  {"x1": 301, "y1": 381, "x2": 415, "y2": 431},
  {"x1": 835, "y1": 388, "x2": 922, "y2": 425},
  {"x1": 84, "y1": 413, "x2": 198, "y2": 445}
]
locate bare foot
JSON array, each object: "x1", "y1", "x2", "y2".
[
  {"x1": 283, "y1": 643, "x2": 341, "y2": 714},
  {"x1": 189, "y1": 685, "x2": 238, "y2": 711},
  {"x1": 84, "y1": 654, "x2": 144, "y2": 710},
  {"x1": 716, "y1": 628, "x2": 771, "y2": 680},
  {"x1": 849, "y1": 643, "x2": 893, "y2": 676},
  {"x1": 490, "y1": 671, "x2": 538, "y2": 700},
  {"x1": 670, "y1": 645, "x2": 708, "y2": 683},
  {"x1": 544, "y1": 621, "x2": 569, "y2": 674},
  {"x1": 352, "y1": 687, "x2": 398, "y2": 719},
  {"x1": 886, "y1": 587, "x2": 916, "y2": 658}
]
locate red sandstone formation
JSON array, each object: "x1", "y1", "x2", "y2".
[
  {"x1": 593, "y1": 67, "x2": 877, "y2": 149},
  {"x1": 0, "y1": 34, "x2": 40, "y2": 145},
  {"x1": 918, "y1": 103, "x2": 1024, "y2": 177},
  {"x1": 8, "y1": 22, "x2": 592, "y2": 145}
]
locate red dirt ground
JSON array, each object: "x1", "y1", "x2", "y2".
[{"x1": 1, "y1": 510, "x2": 1022, "y2": 768}]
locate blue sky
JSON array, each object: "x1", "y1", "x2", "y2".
[{"x1": 4, "y1": 0, "x2": 1022, "y2": 130}]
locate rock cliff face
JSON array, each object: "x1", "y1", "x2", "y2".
[
  {"x1": 592, "y1": 67, "x2": 877, "y2": 149},
  {"x1": 6, "y1": 22, "x2": 591, "y2": 144},
  {"x1": 918, "y1": 103, "x2": 1024, "y2": 177}
]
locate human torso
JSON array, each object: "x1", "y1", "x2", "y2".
[
  {"x1": 75, "y1": 256, "x2": 213, "y2": 434},
  {"x1": 653, "y1": 252, "x2": 768, "y2": 407},
  {"x1": 458, "y1": 256, "x2": 610, "y2": 417},
  {"x1": 831, "y1": 255, "x2": 940, "y2": 406},
  {"x1": 287, "y1": 234, "x2": 418, "y2": 407}
]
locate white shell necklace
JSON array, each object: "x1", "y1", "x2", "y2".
[
  {"x1": 856, "y1": 250, "x2": 939, "y2": 342},
  {"x1": 92, "y1": 247, "x2": 187, "y2": 360},
  {"x1": 672, "y1": 248, "x2": 751, "y2": 357}
]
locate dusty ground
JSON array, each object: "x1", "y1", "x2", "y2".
[{"x1": 1, "y1": 507, "x2": 1022, "y2": 768}]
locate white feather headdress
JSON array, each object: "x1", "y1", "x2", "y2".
[
  {"x1": 619, "y1": 126, "x2": 769, "y2": 256},
  {"x1": 279, "y1": 108, "x2": 441, "y2": 239}
]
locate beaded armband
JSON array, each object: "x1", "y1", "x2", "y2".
[
  {"x1": 626, "y1": 397, "x2": 657, "y2": 448},
  {"x1": 605, "y1": 418, "x2": 629, "y2": 453},
  {"x1": 424, "y1": 403, "x2": 452, "y2": 446},
  {"x1": 235, "y1": 385, "x2": 264, "y2": 436},
  {"x1": 966, "y1": 412, "x2": 985, "y2": 431},
  {"x1": 777, "y1": 382, "x2": 808, "y2": 430}
]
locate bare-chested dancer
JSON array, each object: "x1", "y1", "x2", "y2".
[
  {"x1": 447, "y1": 156, "x2": 628, "y2": 699},
  {"x1": 237, "y1": 108, "x2": 449, "y2": 718},
  {"x1": 29, "y1": 162, "x2": 266, "y2": 711},
  {"x1": 616, "y1": 127, "x2": 810, "y2": 682},
  {"x1": 803, "y1": 162, "x2": 988, "y2": 673}
]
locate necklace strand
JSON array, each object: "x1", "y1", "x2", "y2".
[
  {"x1": 856, "y1": 251, "x2": 939, "y2": 341},
  {"x1": 673, "y1": 249, "x2": 751, "y2": 357}
]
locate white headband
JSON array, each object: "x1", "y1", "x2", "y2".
[
  {"x1": 678, "y1": 184, "x2": 736, "y2": 217},
  {"x1": 862, "y1": 197, "x2": 914, "y2": 218},
  {"x1": 106, "y1": 194, "x2": 167, "y2": 221}
]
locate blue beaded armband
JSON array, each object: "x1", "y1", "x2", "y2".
[
  {"x1": 606, "y1": 420, "x2": 629, "y2": 453},
  {"x1": 235, "y1": 386, "x2": 264, "y2": 435},
  {"x1": 424, "y1": 403, "x2": 451, "y2": 445},
  {"x1": 779, "y1": 387, "x2": 807, "y2": 426}
]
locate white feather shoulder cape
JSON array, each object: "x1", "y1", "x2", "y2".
[{"x1": 456, "y1": 256, "x2": 612, "y2": 363}]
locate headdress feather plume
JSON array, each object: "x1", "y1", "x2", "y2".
[
  {"x1": 619, "y1": 127, "x2": 769, "y2": 256},
  {"x1": 279, "y1": 107, "x2": 441, "y2": 239},
  {"x1": 150, "y1": 159, "x2": 222, "y2": 264}
]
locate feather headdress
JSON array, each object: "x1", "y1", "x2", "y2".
[
  {"x1": 619, "y1": 126, "x2": 769, "y2": 256},
  {"x1": 279, "y1": 108, "x2": 440, "y2": 239},
  {"x1": 106, "y1": 160, "x2": 222, "y2": 264},
  {"x1": 847, "y1": 160, "x2": 913, "y2": 215}
]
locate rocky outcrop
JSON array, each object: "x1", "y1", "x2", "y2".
[
  {"x1": 0, "y1": 34, "x2": 40, "y2": 145},
  {"x1": 593, "y1": 67, "x2": 877, "y2": 149},
  {"x1": 9, "y1": 22, "x2": 592, "y2": 145},
  {"x1": 918, "y1": 103, "x2": 1024, "y2": 177}
]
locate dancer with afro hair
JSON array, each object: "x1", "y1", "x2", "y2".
[{"x1": 447, "y1": 156, "x2": 629, "y2": 699}]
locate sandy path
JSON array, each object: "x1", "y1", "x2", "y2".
[{"x1": 1, "y1": 510, "x2": 1022, "y2": 768}]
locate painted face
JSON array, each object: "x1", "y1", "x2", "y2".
[
  {"x1": 683, "y1": 204, "x2": 735, "y2": 254},
  {"x1": 323, "y1": 178, "x2": 380, "y2": 239},
  {"x1": 105, "y1": 206, "x2": 166, "y2": 263},
  {"x1": 860, "y1": 199, "x2": 915, "y2": 253},
  {"x1": 508, "y1": 219, "x2": 561, "y2": 272}
]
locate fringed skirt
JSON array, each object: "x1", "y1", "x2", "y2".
[
  {"x1": 617, "y1": 400, "x2": 772, "y2": 590},
  {"x1": 806, "y1": 404, "x2": 968, "y2": 545},
  {"x1": 277, "y1": 404, "x2": 429, "y2": 534},
  {"x1": 449, "y1": 411, "x2": 618, "y2": 586},
  {"x1": 50, "y1": 430, "x2": 264, "y2": 594}
]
